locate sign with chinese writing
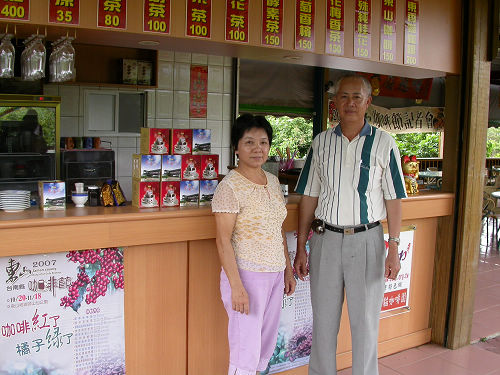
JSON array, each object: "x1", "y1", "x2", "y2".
[
  {"x1": 354, "y1": 0, "x2": 371, "y2": 59},
  {"x1": 265, "y1": 232, "x2": 312, "y2": 373},
  {"x1": 186, "y1": 0, "x2": 211, "y2": 39},
  {"x1": 382, "y1": 228, "x2": 414, "y2": 312},
  {"x1": 98, "y1": 0, "x2": 127, "y2": 29},
  {"x1": 0, "y1": 0, "x2": 29, "y2": 21},
  {"x1": 49, "y1": 0, "x2": 79, "y2": 25},
  {"x1": 0, "y1": 249, "x2": 126, "y2": 374},
  {"x1": 404, "y1": 0, "x2": 419, "y2": 66},
  {"x1": 144, "y1": 0, "x2": 170, "y2": 34},
  {"x1": 357, "y1": 73, "x2": 433, "y2": 100},
  {"x1": 295, "y1": 0, "x2": 315, "y2": 51},
  {"x1": 190, "y1": 65, "x2": 208, "y2": 118},
  {"x1": 225, "y1": 0, "x2": 249, "y2": 43},
  {"x1": 262, "y1": 0, "x2": 283, "y2": 48},
  {"x1": 380, "y1": 0, "x2": 396, "y2": 62},
  {"x1": 325, "y1": 0, "x2": 344, "y2": 56}
]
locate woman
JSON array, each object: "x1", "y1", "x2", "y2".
[{"x1": 212, "y1": 114, "x2": 296, "y2": 375}]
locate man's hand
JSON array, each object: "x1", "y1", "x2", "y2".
[
  {"x1": 384, "y1": 243, "x2": 401, "y2": 280},
  {"x1": 294, "y1": 248, "x2": 309, "y2": 281}
]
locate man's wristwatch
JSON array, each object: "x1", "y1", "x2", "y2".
[{"x1": 388, "y1": 236, "x2": 400, "y2": 245}]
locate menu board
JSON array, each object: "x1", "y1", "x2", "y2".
[
  {"x1": 295, "y1": 0, "x2": 315, "y2": 52},
  {"x1": 0, "y1": 248, "x2": 125, "y2": 375},
  {"x1": 97, "y1": 0, "x2": 127, "y2": 29},
  {"x1": 261, "y1": 0, "x2": 283, "y2": 48},
  {"x1": 325, "y1": 0, "x2": 344, "y2": 56},
  {"x1": 143, "y1": 0, "x2": 170, "y2": 34},
  {"x1": 186, "y1": 0, "x2": 211, "y2": 38},
  {"x1": 0, "y1": 0, "x2": 29, "y2": 21},
  {"x1": 49, "y1": 0, "x2": 80, "y2": 25}
]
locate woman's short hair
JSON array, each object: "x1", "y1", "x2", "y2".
[{"x1": 231, "y1": 114, "x2": 273, "y2": 150}]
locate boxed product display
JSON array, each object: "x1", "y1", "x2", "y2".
[
  {"x1": 132, "y1": 154, "x2": 162, "y2": 181},
  {"x1": 161, "y1": 155, "x2": 182, "y2": 181},
  {"x1": 192, "y1": 129, "x2": 212, "y2": 154},
  {"x1": 161, "y1": 181, "x2": 181, "y2": 207},
  {"x1": 180, "y1": 180, "x2": 199, "y2": 206},
  {"x1": 181, "y1": 155, "x2": 201, "y2": 180},
  {"x1": 137, "y1": 60, "x2": 153, "y2": 86},
  {"x1": 38, "y1": 180, "x2": 66, "y2": 210},
  {"x1": 200, "y1": 154, "x2": 219, "y2": 180},
  {"x1": 140, "y1": 128, "x2": 169, "y2": 154},
  {"x1": 122, "y1": 59, "x2": 138, "y2": 84},
  {"x1": 132, "y1": 180, "x2": 160, "y2": 208},
  {"x1": 172, "y1": 129, "x2": 193, "y2": 155},
  {"x1": 199, "y1": 180, "x2": 218, "y2": 206}
]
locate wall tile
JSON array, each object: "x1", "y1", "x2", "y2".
[
  {"x1": 222, "y1": 94, "x2": 232, "y2": 121},
  {"x1": 118, "y1": 137, "x2": 137, "y2": 148},
  {"x1": 60, "y1": 116, "x2": 79, "y2": 137},
  {"x1": 192, "y1": 53, "x2": 208, "y2": 65},
  {"x1": 190, "y1": 119, "x2": 207, "y2": 129},
  {"x1": 174, "y1": 63, "x2": 191, "y2": 91},
  {"x1": 211, "y1": 147, "x2": 222, "y2": 171},
  {"x1": 173, "y1": 91, "x2": 190, "y2": 119},
  {"x1": 174, "y1": 52, "x2": 191, "y2": 63},
  {"x1": 156, "y1": 119, "x2": 173, "y2": 129},
  {"x1": 172, "y1": 119, "x2": 190, "y2": 129},
  {"x1": 222, "y1": 120, "x2": 232, "y2": 148},
  {"x1": 224, "y1": 56, "x2": 233, "y2": 67},
  {"x1": 207, "y1": 93, "x2": 223, "y2": 120},
  {"x1": 155, "y1": 90, "x2": 173, "y2": 118},
  {"x1": 60, "y1": 86, "x2": 80, "y2": 117},
  {"x1": 157, "y1": 60, "x2": 174, "y2": 90},
  {"x1": 207, "y1": 120, "x2": 223, "y2": 148},
  {"x1": 158, "y1": 50, "x2": 174, "y2": 61},
  {"x1": 79, "y1": 86, "x2": 95, "y2": 117},
  {"x1": 223, "y1": 66, "x2": 233, "y2": 94},
  {"x1": 147, "y1": 119, "x2": 155, "y2": 128},
  {"x1": 117, "y1": 177, "x2": 132, "y2": 203},
  {"x1": 221, "y1": 147, "x2": 233, "y2": 174},
  {"x1": 146, "y1": 90, "x2": 155, "y2": 118},
  {"x1": 208, "y1": 65, "x2": 223, "y2": 93},
  {"x1": 117, "y1": 148, "x2": 136, "y2": 177},
  {"x1": 208, "y1": 55, "x2": 224, "y2": 66},
  {"x1": 43, "y1": 84, "x2": 59, "y2": 97},
  {"x1": 99, "y1": 136, "x2": 117, "y2": 150}
]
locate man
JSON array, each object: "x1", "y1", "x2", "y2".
[{"x1": 294, "y1": 73, "x2": 407, "y2": 375}]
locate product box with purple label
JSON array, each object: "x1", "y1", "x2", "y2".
[
  {"x1": 180, "y1": 180, "x2": 199, "y2": 206},
  {"x1": 199, "y1": 180, "x2": 218, "y2": 206},
  {"x1": 132, "y1": 154, "x2": 162, "y2": 181},
  {"x1": 38, "y1": 180, "x2": 66, "y2": 210},
  {"x1": 192, "y1": 129, "x2": 211, "y2": 155},
  {"x1": 161, "y1": 155, "x2": 182, "y2": 181}
]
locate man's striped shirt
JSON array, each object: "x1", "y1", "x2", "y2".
[{"x1": 295, "y1": 121, "x2": 407, "y2": 226}]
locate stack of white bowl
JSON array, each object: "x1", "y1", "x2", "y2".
[{"x1": 0, "y1": 190, "x2": 31, "y2": 212}]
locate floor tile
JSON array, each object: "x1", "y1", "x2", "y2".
[
  {"x1": 379, "y1": 364, "x2": 402, "y2": 374},
  {"x1": 379, "y1": 348, "x2": 432, "y2": 369},
  {"x1": 415, "y1": 343, "x2": 450, "y2": 356},
  {"x1": 437, "y1": 344, "x2": 500, "y2": 374},
  {"x1": 475, "y1": 336, "x2": 500, "y2": 355},
  {"x1": 396, "y1": 356, "x2": 476, "y2": 375}
]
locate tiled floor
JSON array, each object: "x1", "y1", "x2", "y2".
[{"x1": 338, "y1": 218, "x2": 500, "y2": 374}]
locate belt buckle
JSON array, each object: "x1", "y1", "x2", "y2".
[{"x1": 344, "y1": 227, "x2": 355, "y2": 235}]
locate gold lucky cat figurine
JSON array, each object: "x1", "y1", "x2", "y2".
[{"x1": 402, "y1": 155, "x2": 419, "y2": 195}]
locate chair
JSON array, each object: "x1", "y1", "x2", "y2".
[{"x1": 483, "y1": 188, "x2": 500, "y2": 248}]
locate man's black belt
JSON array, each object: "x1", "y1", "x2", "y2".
[{"x1": 324, "y1": 221, "x2": 380, "y2": 235}]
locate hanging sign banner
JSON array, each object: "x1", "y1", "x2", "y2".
[
  {"x1": 0, "y1": 248, "x2": 126, "y2": 374},
  {"x1": 357, "y1": 73, "x2": 433, "y2": 100},
  {"x1": 380, "y1": 0, "x2": 396, "y2": 62},
  {"x1": 261, "y1": 0, "x2": 283, "y2": 48},
  {"x1": 186, "y1": 0, "x2": 211, "y2": 38},
  {"x1": 404, "y1": 0, "x2": 419, "y2": 66},
  {"x1": 143, "y1": 0, "x2": 171, "y2": 34},
  {"x1": 295, "y1": 0, "x2": 315, "y2": 52},
  {"x1": 190, "y1": 65, "x2": 208, "y2": 118},
  {"x1": 0, "y1": 0, "x2": 29, "y2": 21},
  {"x1": 354, "y1": 0, "x2": 371, "y2": 59},
  {"x1": 49, "y1": 0, "x2": 79, "y2": 25},
  {"x1": 97, "y1": 0, "x2": 127, "y2": 29},
  {"x1": 225, "y1": 0, "x2": 249, "y2": 43},
  {"x1": 325, "y1": 0, "x2": 344, "y2": 56}
]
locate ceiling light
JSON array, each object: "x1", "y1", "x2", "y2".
[
  {"x1": 283, "y1": 55, "x2": 301, "y2": 61},
  {"x1": 138, "y1": 40, "x2": 160, "y2": 46}
]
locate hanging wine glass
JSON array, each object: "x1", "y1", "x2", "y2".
[{"x1": 0, "y1": 34, "x2": 15, "y2": 78}]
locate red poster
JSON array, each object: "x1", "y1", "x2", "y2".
[
  {"x1": 186, "y1": 0, "x2": 211, "y2": 39},
  {"x1": 381, "y1": 289, "x2": 408, "y2": 311},
  {"x1": 225, "y1": 0, "x2": 249, "y2": 43},
  {"x1": 261, "y1": 0, "x2": 283, "y2": 48},
  {"x1": 404, "y1": 0, "x2": 419, "y2": 66},
  {"x1": 49, "y1": 0, "x2": 79, "y2": 25},
  {"x1": 295, "y1": 0, "x2": 315, "y2": 51},
  {"x1": 98, "y1": 0, "x2": 127, "y2": 29},
  {"x1": 190, "y1": 65, "x2": 208, "y2": 118},
  {"x1": 380, "y1": 0, "x2": 396, "y2": 62},
  {"x1": 144, "y1": 0, "x2": 170, "y2": 34},
  {"x1": 0, "y1": 0, "x2": 29, "y2": 21},
  {"x1": 354, "y1": 0, "x2": 371, "y2": 59},
  {"x1": 325, "y1": 0, "x2": 344, "y2": 56},
  {"x1": 358, "y1": 72, "x2": 433, "y2": 100}
]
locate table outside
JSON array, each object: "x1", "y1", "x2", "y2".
[{"x1": 418, "y1": 170, "x2": 443, "y2": 189}]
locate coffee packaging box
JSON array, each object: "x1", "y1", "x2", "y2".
[
  {"x1": 199, "y1": 180, "x2": 218, "y2": 206},
  {"x1": 132, "y1": 180, "x2": 160, "y2": 208},
  {"x1": 181, "y1": 155, "x2": 201, "y2": 180},
  {"x1": 172, "y1": 129, "x2": 193, "y2": 155},
  {"x1": 137, "y1": 60, "x2": 153, "y2": 86},
  {"x1": 180, "y1": 180, "x2": 199, "y2": 206},
  {"x1": 192, "y1": 129, "x2": 211, "y2": 155},
  {"x1": 38, "y1": 180, "x2": 66, "y2": 210},
  {"x1": 161, "y1": 155, "x2": 182, "y2": 181},
  {"x1": 140, "y1": 128, "x2": 170, "y2": 155},
  {"x1": 122, "y1": 59, "x2": 137, "y2": 84},
  {"x1": 132, "y1": 154, "x2": 162, "y2": 181},
  {"x1": 160, "y1": 181, "x2": 181, "y2": 207},
  {"x1": 200, "y1": 154, "x2": 219, "y2": 180}
]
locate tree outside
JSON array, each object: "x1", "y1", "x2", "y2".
[
  {"x1": 487, "y1": 127, "x2": 500, "y2": 157},
  {"x1": 391, "y1": 132, "x2": 440, "y2": 158},
  {"x1": 266, "y1": 115, "x2": 313, "y2": 159}
]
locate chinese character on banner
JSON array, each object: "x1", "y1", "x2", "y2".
[
  {"x1": 97, "y1": 0, "x2": 127, "y2": 29},
  {"x1": 261, "y1": 0, "x2": 283, "y2": 48},
  {"x1": 49, "y1": 0, "x2": 80, "y2": 25},
  {"x1": 404, "y1": 0, "x2": 419, "y2": 66},
  {"x1": 295, "y1": 0, "x2": 315, "y2": 51},
  {"x1": 354, "y1": 0, "x2": 371, "y2": 59},
  {"x1": 144, "y1": 0, "x2": 170, "y2": 34},
  {"x1": 326, "y1": 0, "x2": 344, "y2": 56},
  {"x1": 186, "y1": 0, "x2": 211, "y2": 38},
  {"x1": 0, "y1": 0, "x2": 29, "y2": 21},
  {"x1": 225, "y1": 0, "x2": 248, "y2": 43},
  {"x1": 380, "y1": 0, "x2": 396, "y2": 62},
  {"x1": 190, "y1": 65, "x2": 208, "y2": 118}
]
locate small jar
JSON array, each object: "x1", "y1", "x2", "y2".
[{"x1": 87, "y1": 186, "x2": 100, "y2": 206}]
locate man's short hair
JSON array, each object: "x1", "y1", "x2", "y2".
[{"x1": 331, "y1": 73, "x2": 372, "y2": 98}]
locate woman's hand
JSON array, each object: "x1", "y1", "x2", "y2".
[
  {"x1": 284, "y1": 267, "x2": 296, "y2": 296},
  {"x1": 232, "y1": 285, "x2": 250, "y2": 314}
]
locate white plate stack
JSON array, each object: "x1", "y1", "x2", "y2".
[{"x1": 0, "y1": 190, "x2": 31, "y2": 212}]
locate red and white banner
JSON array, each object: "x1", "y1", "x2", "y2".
[
  {"x1": 404, "y1": 0, "x2": 419, "y2": 66},
  {"x1": 380, "y1": 0, "x2": 396, "y2": 62},
  {"x1": 354, "y1": 0, "x2": 371, "y2": 59},
  {"x1": 190, "y1": 65, "x2": 208, "y2": 118}
]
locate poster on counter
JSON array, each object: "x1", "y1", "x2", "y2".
[{"x1": 0, "y1": 248, "x2": 125, "y2": 375}]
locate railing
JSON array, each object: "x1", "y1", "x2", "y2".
[{"x1": 417, "y1": 158, "x2": 500, "y2": 172}]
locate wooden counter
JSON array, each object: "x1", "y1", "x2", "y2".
[{"x1": 0, "y1": 192, "x2": 454, "y2": 374}]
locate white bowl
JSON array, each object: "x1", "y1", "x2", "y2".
[{"x1": 71, "y1": 192, "x2": 88, "y2": 207}]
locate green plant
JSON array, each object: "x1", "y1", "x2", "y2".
[
  {"x1": 266, "y1": 115, "x2": 313, "y2": 159},
  {"x1": 391, "y1": 132, "x2": 440, "y2": 158}
]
